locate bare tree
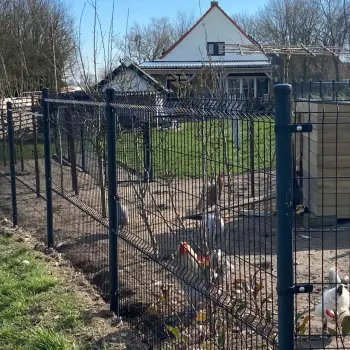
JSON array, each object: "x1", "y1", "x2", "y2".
[
  {"x1": 124, "y1": 17, "x2": 174, "y2": 63},
  {"x1": 231, "y1": 12, "x2": 262, "y2": 42},
  {"x1": 252, "y1": 0, "x2": 320, "y2": 46},
  {"x1": 232, "y1": 0, "x2": 350, "y2": 80},
  {"x1": 0, "y1": 0, "x2": 75, "y2": 96},
  {"x1": 172, "y1": 9, "x2": 196, "y2": 39},
  {"x1": 315, "y1": 0, "x2": 350, "y2": 80},
  {"x1": 122, "y1": 10, "x2": 196, "y2": 64}
]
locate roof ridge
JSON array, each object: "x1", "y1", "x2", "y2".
[{"x1": 159, "y1": 3, "x2": 260, "y2": 60}]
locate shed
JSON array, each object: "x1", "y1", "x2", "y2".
[
  {"x1": 97, "y1": 59, "x2": 169, "y2": 93},
  {"x1": 295, "y1": 101, "x2": 350, "y2": 218}
]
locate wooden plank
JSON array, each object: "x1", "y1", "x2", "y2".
[
  {"x1": 304, "y1": 127, "x2": 350, "y2": 143},
  {"x1": 302, "y1": 185, "x2": 318, "y2": 214},
  {"x1": 303, "y1": 176, "x2": 350, "y2": 193},
  {"x1": 312, "y1": 119, "x2": 350, "y2": 130},
  {"x1": 316, "y1": 167, "x2": 350, "y2": 177},
  {"x1": 314, "y1": 205, "x2": 350, "y2": 218},
  {"x1": 319, "y1": 142, "x2": 350, "y2": 156},
  {"x1": 316, "y1": 178, "x2": 350, "y2": 193},
  {"x1": 305, "y1": 138, "x2": 350, "y2": 156},
  {"x1": 302, "y1": 177, "x2": 318, "y2": 194},
  {"x1": 303, "y1": 150, "x2": 350, "y2": 169},
  {"x1": 317, "y1": 155, "x2": 350, "y2": 169},
  {"x1": 303, "y1": 181, "x2": 350, "y2": 217},
  {"x1": 302, "y1": 151, "x2": 318, "y2": 168},
  {"x1": 304, "y1": 192, "x2": 350, "y2": 207}
]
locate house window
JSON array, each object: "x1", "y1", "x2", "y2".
[
  {"x1": 207, "y1": 42, "x2": 225, "y2": 56},
  {"x1": 227, "y1": 79, "x2": 241, "y2": 99},
  {"x1": 227, "y1": 77, "x2": 258, "y2": 99}
]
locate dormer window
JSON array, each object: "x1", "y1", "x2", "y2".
[{"x1": 207, "y1": 42, "x2": 225, "y2": 56}]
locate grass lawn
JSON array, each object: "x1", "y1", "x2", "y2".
[
  {"x1": 0, "y1": 222, "x2": 138, "y2": 350},
  {"x1": 117, "y1": 119, "x2": 276, "y2": 178},
  {"x1": 1, "y1": 137, "x2": 46, "y2": 165},
  {"x1": 1, "y1": 119, "x2": 276, "y2": 179}
]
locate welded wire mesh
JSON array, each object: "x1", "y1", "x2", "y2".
[
  {"x1": 12, "y1": 89, "x2": 350, "y2": 348},
  {"x1": 0, "y1": 95, "x2": 47, "y2": 236},
  {"x1": 43, "y1": 99, "x2": 111, "y2": 295},
  {"x1": 292, "y1": 80, "x2": 350, "y2": 101},
  {"x1": 0, "y1": 91, "x2": 278, "y2": 348},
  {"x1": 293, "y1": 96, "x2": 350, "y2": 350},
  {"x1": 109, "y1": 92, "x2": 278, "y2": 349}
]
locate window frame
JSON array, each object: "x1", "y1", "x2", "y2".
[{"x1": 206, "y1": 41, "x2": 225, "y2": 56}]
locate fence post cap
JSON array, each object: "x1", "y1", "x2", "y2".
[{"x1": 274, "y1": 84, "x2": 292, "y2": 95}]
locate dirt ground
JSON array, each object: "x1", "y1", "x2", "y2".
[{"x1": 1, "y1": 157, "x2": 350, "y2": 349}]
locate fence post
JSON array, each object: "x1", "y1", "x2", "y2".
[
  {"x1": 301, "y1": 80, "x2": 304, "y2": 98},
  {"x1": 105, "y1": 88, "x2": 119, "y2": 315},
  {"x1": 32, "y1": 96, "x2": 41, "y2": 198},
  {"x1": 42, "y1": 88, "x2": 54, "y2": 248},
  {"x1": 143, "y1": 114, "x2": 153, "y2": 182},
  {"x1": 65, "y1": 109, "x2": 79, "y2": 195},
  {"x1": 7, "y1": 102, "x2": 18, "y2": 227},
  {"x1": 274, "y1": 83, "x2": 294, "y2": 350},
  {"x1": 249, "y1": 119, "x2": 255, "y2": 198},
  {"x1": 1, "y1": 107, "x2": 7, "y2": 166},
  {"x1": 80, "y1": 119, "x2": 86, "y2": 172},
  {"x1": 308, "y1": 80, "x2": 312, "y2": 98}
]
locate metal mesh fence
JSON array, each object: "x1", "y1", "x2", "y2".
[
  {"x1": 4, "y1": 87, "x2": 350, "y2": 349},
  {"x1": 293, "y1": 97, "x2": 350, "y2": 349},
  {"x1": 0, "y1": 95, "x2": 47, "y2": 239},
  {"x1": 110, "y1": 95, "x2": 278, "y2": 349}
]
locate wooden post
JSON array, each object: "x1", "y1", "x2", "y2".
[
  {"x1": 65, "y1": 109, "x2": 78, "y2": 195},
  {"x1": 32, "y1": 96, "x2": 40, "y2": 197}
]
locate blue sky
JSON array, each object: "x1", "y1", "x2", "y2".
[{"x1": 65, "y1": 0, "x2": 265, "y2": 67}]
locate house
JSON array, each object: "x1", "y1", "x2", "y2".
[
  {"x1": 97, "y1": 59, "x2": 172, "y2": 129},
  {"x1": 139, "y1": 1, "x2": 273, "y2": 99},
  {"x1": 97, "y1": 59, "x2": 169, "y2": 93}
]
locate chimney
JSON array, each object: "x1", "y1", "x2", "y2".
[{"x1": 211, "y1": 1, "x2": 218, "y2": 7}]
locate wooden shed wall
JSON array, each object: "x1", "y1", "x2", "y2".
[{"x1": 295, "y1": 102, "x2": 350, "y2": 218}]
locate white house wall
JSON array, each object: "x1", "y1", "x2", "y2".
[
  {"x1": 102, "y1": 69, "x2": 156, "y2": 93},
  {"x1": 159, "y1": 7, "x2": 268, "y2": 62}
]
